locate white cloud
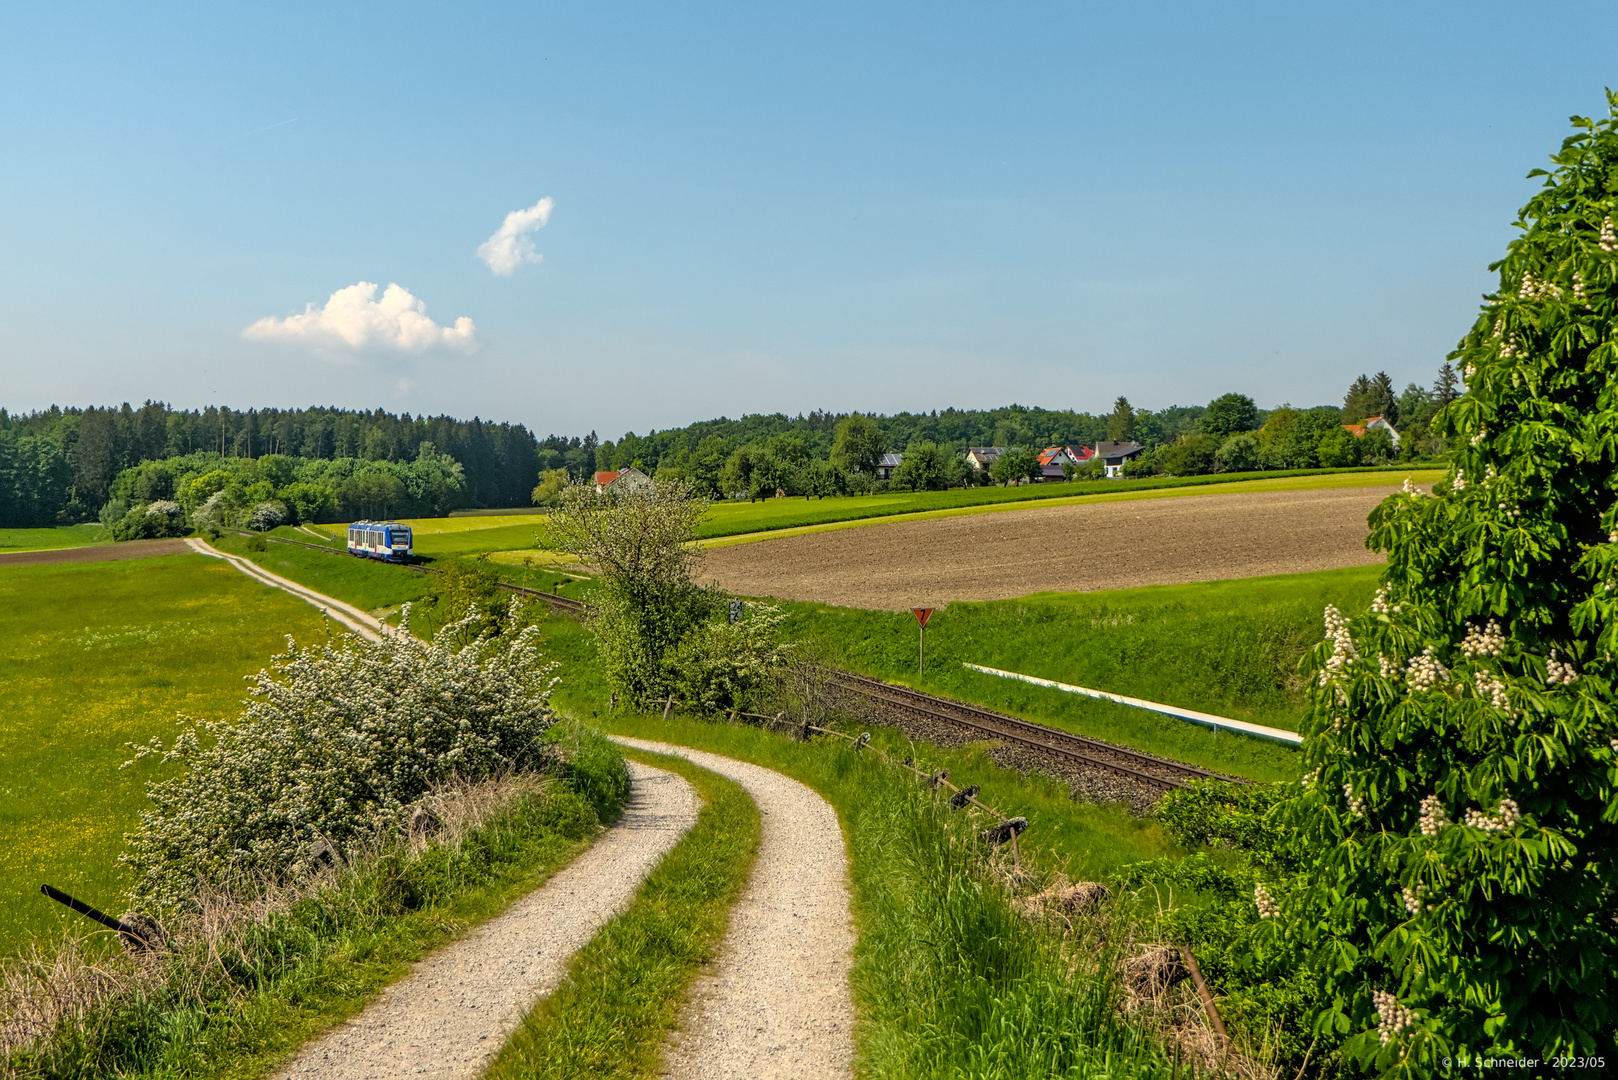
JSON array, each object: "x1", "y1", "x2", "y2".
[
  {"x1": 477, "y1": 196, "x2": 554, "y2": 275},
  {"x1": 242, "y1": 282, "x2": 477, "y2": 355}
]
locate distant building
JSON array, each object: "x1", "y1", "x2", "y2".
[
  {"x1": 1092, "y1": 440, "x2": 1145, "y2": 479},
  {"x1": 1343, "y1": 415, "x2": 1401, "y2": 449},
  {"x1": 964, "y1": 446, "x2": 1004, "y2": 472},
  {"x1": 594, "y1": 466, "x2": 652, "y2": 494},
  {"x1": 1036, "y1": 445, "x2": 1094, "y2": 481},
  {"x1": 875, "y1": 452, "x2": 904, "y2": 480}
]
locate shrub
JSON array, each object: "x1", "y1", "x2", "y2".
[
  {"x1": 1279, "y1": 96, "x2": 1618, "y2": 1074},
  {"x1": 109, "y1": 500, "x2": 191, "y2": 541},
  {"x1": 668, "y1": 603, "x2": 793, "y2": 712},
  {"x1": 123, "y1": 606, "x2": 562, "y2": 911},
  {"x1": 1215, "y1": 433, "x2": 1259, "y2": 473},
  {"x1": 244, "y1": 500, "x2": 287, "y2": 531}
]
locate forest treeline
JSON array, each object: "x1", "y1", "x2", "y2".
[
  {"x1": 0, "y1": 403, "x2": 542, "y2": 527},
  {"x1": 1, "y1": 373, "x2": 1454, "y2": 528}
]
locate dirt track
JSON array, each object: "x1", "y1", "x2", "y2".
[
  {"x1": 0, "y1": 539, "x2": 189, "y2": 566},
  {"x1": 701, "y1": 485, "x2": 1408, "y2": 609}
]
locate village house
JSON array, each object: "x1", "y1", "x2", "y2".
[
  {"x1": 964, "y1": 446, "x2": 1004, "y2": 472},
  {"x1": 1092, "y1": 440, "x2": 1145, "y2": 479},
  {"x1": 593, "y1": 465, "x2": 652, "y2": 494},
  {"x1": 1342, "y1": 414, "x2": 1402, "y2": 449},
  {"x1": 874, "y1": 452, "x2": 903, "y2": 480},
  {"x1": 1036, "y1": 444, "x2": 1093, "y2": 481}
]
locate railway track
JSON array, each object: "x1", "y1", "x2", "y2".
[{"x1": 826, "y1": 671, "x2": 1245, "y2": 794}]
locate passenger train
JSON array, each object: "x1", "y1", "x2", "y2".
[{"x1": 347, "y1": 521, "x2": 413, "y2": 562}]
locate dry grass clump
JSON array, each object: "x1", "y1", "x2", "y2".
[{"x1": 0, "y1": 773, "x2": 555, "y2": 1070}]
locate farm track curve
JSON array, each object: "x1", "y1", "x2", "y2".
[
  {"x1": 701, "y1": 484, "x2": 1415, "y2": 609},
  {"x1": 273, "y1": 761, "x2": 700, "y2": 1080},
  {"x1": 614, "y1": 737, "x2": 855, "y2": 1080}
]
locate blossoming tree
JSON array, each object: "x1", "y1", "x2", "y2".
[{"x1": 1281, "y1": 97, "x2": 1618, "y2": 1073}]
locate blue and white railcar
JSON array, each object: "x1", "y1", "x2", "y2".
[{"x1": 347, "y1": 520, "x2": 413, "y2": 562}]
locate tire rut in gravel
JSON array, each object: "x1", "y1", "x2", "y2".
[
  {"x1": 613, "y1": 737, "x2": 855, "y2": 1080},
  {"x1": 273, "y1": 761, "x2": 698, "y2": 1080}
]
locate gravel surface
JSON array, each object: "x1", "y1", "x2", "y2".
[
  {"x1": 702, "y1": 485, "x2": 1415, "y2": 609},
  {"x1": 187, "y1": 537, "x2": 392, "y2": 642},
  {"x1": 614, "y1": 738, "x2": 855, "y2": 1080},
  {"x1": 0, "y1": 538, "x2": 188, "y2": 566},
  {"x1": 273, "y1": 762, "x2": 699, "y2": 1080}
]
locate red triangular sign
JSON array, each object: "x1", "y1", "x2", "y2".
[{"x1": 912, "y1": 607, "x2": 934, "y2": 627}]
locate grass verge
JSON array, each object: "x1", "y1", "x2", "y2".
[
  {"x1": 2, "y1": 723, "x2": 630, "y2": 1080},
  {"x1": 596, "y1": 714, "x2": 1191, "y2": 1078},
  {"x1": 486, "y1": 747, "x2": 761, "y2": 1080},
  {"x1": 0, "y1": 554, "x2": 332, "y2": 956}
]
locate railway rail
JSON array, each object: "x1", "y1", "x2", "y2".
[{"x1": 826, "y1": 671, "x2": 1246, "y2": 795}]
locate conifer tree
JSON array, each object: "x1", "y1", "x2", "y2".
[{"x1": 1280, "y1": 96, "x2": 1618, "y2": 1075}]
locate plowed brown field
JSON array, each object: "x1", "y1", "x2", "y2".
[{"x1": 701, "y1": 485, "x2": 1410, "y2": 609}]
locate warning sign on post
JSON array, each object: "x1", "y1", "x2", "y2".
[{"x1": 912, "y1": 607, "x2": 933, "y2": 627}]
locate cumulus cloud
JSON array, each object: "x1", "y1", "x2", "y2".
[
  {"x1": 242, "y1": 282, "x2": 477, "y2": 355},
  {"x1": 477, "y1": 196, "x2": 554, "y2": 275}
]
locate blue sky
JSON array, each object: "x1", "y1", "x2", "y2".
[{"x1": 1, "y1": 2, "x2": 1614, "y2": 439}]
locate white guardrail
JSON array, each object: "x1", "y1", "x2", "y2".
[{"x1": 961, "y1": 663, "x2": 1304, "y2": 746}]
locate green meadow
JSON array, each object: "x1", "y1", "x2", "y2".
[
  {"x1": 210, "y1": 533, "x2": 433, "y2": 614},
  {"x1": 770, "y1": 565, "x2": 1386, "y2": 781},
  {"x1": 0, "y1": 524, "x2": 108, "y2": 553},
  {"x1": 0, "y1": 554, "x2": 332, "y2": 956}
]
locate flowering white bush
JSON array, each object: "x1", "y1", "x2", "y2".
[{"x1": 123, "y1": 606, "x2": 561, "y2": 911}]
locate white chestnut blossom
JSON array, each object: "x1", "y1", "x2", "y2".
[
  {"x1": 1464, "y1": 799, "x2": 1521, "y2": 833},
  {"x1": 1254, "y1": 882, "x2": 1279, "y2": 919},
  {"x1": 1518, "y1": 271, "x2": 1561, "y2": 300},
  {"x1": 1462, "y1": 362, "x2": 1477, "y2": 379},
  {"x1": 1461, "y1": 620, "x2": 1506, "y2": 658},
  {"x1": 1379, "y1": 654, "x2": 1396, "y2": 678},
  {"x1": 1452, "y1": 470, "x2": 1468, "y2": 492},
  {"x1": 1475, "y1": 670, "x2": 1511, "y2": 712},
  {"x1": 1546, "y1": 651, "x2": 1580, "y2": 687},
  {"x1": 1406, "y1": 648, "x2": 1449, "y2": 692},
  {"x1": 1344, "y1": 784, "x2": 1367, "y2": 818},
  {"x1": 1401, "y1": 881, "x2": 1430, "y2": 916},
  {"x1": 1470, "y1": 428, "x2": 1489, "y2": 447},
  {"x1": 1370, "y1": 588, "x2": 1402, "y2": 615},
  {"x1": 1373, "y1": 989, "x2": 1416, "y2": 1045},
  {"x1": 1418, "y1": 795, "x2": 1448, "y2": 836},
  {"x1": 1600, "y1": 216, "x2": 1617, "y2": 253},
  {"x1": 1321, "y1": 605, "x2": 1357, "y2": 682}
]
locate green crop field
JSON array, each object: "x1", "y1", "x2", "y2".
[
  {"x1": 0, "y1": 524, "x2": 108, "y2": 553},
  {"x1": 0, "y1": 554, "x2": 333, "y2": 957}
]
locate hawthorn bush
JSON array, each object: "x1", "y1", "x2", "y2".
[
  {"x1": 124, "y1": 607, "x2": 565, "y2": 911},
  {"x1": 1275, "y1": 97, "x2": 1618, "y2": 1074}
]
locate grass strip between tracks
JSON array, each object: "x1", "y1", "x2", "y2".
[{"x1": 486, "y1": 747, "x2": 761, "y2": 1080}]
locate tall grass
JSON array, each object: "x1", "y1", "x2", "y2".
[{"x1": 0, "y1": 526, "x2": 106, "y2": 554}]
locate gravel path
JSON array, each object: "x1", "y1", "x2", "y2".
[
  {"x1": 702, "y1": 484, "x2": 1414, "y2": 609},
  {"x1": 186, "y1": 537, "x2": 392, "y2": 642},
  {"x1": 614, "y1": 738, "x2": 855, "y2": 1080},
  {"x1": 273, "y1": 761, "x2": 699, "y2": 1080}
]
